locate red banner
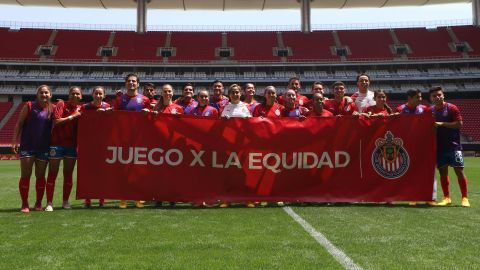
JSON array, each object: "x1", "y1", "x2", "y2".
[{"x1": 77, "y1": 112, "x2": 436, "y2": 202}]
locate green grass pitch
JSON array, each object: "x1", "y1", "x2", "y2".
[{"x1": 1, "y1": 158, "x2": 478, "y2": 269}]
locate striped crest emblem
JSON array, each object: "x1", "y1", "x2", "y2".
[{"x1": 371, "y1": 131, "x2": 409, "y2": 179}]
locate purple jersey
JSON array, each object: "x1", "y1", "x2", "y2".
[
  {"x1": 114, "y1": 93, "x2": 150, "y2": 112},
  {"x1": 431, "y1": 103, "x2": 463, "y2": 152},
  {"x1": 176, "y1": 99, "x2": 198, "y2": 114},
  {"x1": 397, "y1": 104, "x2": 429, "y2": 115},
  {"x1": 20, "y1": 101, "x2": 53, "y2": 152},
  {"x1": 209, "y1": 96, "x2": 229, "y2": 111}
]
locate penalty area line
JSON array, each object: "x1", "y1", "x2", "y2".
[{"x1": 283, "y1": 207, "x2": 363, "y2": 270}]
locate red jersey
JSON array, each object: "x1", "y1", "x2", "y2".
[
  {"x1": 281, "y1": 106, "x2": 308, "y2": 118},
  {"x1": 252, "y1": 103, "x2": 284, "y2": 118},
  {"x1": 189, "y1": 105, "x2": 219, "y2": 118},
  {"x1": 307, "y1": 109, "x2": 334, "y2": 117},
  {"x1": 363, "y1": 105, "x2": 390, "y2": 116},
  {"x1": 323, "y1": 99, "x2": 358, "y2": 116},
  {"x1": 277, "y1": 94, "x2": 309, "y2": 107},
  {"x1": 51, "y1": 101, "x2": 81, "y2": 147},
  {"x1": 157, "y1": 103, "x2": 184, "y2": 114}
]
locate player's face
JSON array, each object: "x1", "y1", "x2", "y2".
[
  {"x1": 213, "y1": 82, "x2": 224, "y2": 97},
  {"x1": 197, "y1": 91, "x2": 209, "y2": 106},
  {"x1": 229, "y1": 87, "x2": 241, "y2": 103},
  {"x1": 143, "y1": 87, "x2": 156, "y2": 99},
  {"x1": 312, "y1": 94, "x2": 324, "y2": 108},
  {"x1": 244, "y1": 84, "x2": 255, "y2": 97},
  {"x1": 92, "y1": 89, "x2": 105, "y2": 103},
  {"x1": 408, "y1": 92, "x2": 422, "y2": 106},
  {"x1": 69, "y1": 88, "x2": 82, "y2": 104},
  {"x1": 125, "y1": 76, "x2": 139, "y2": 91},
  {"x1": 162, "y1": 86, "x2": 173, "y2": 102},
  {"x1": 183, "y1": 86, "x2": 194, "y2": 98},
  {"x1": 285, "y1": 90, "x2": 296, "y2": 107},
  {"x1": 264, "y1": 88, "x2": 277, "y2": 104},
  {"x1": 430, "y1": 90, "x2": 444, "y2": 106},
  {"x1": 375, "y1": 93, "x2": 386, "y2": 106},
  {"x1": 333, "y1": 85, "x2": 345, "y2": 99},
  {"x1": 312, "y1": 84, "x2": 324, "y2": 94},
  {"x1": 357, "y1": 75, "x2": 370, "y2": 91},
  {"x1": 37, "y1": 87, "x2": 51, "y2": 103},
  {"x1": 288, "y1": 80, "x2": 301, "y2": 91}
]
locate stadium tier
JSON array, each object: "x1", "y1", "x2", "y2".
[{"x1": 336, "y1": 29, "x2": 393, "y2": 59}]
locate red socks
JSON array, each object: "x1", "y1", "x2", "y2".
[
  {"x1": 35, "y1": 177, "x2": 46, "y2": 205},
  {"x1": 19, "y1": 177, "x2": 30, "y2": 207},
  {"x1": 63, "y1": 174, "x2": 73, "y2": 202},
  {"x1": 440, "y1": 175, "x2": 450, "y2": 198},
  {"x1": 46, "y1": 172, "x2": 57, "y2": 203},
  {"x1": 458, "y1": 176, "x2": 468, "y2": 198}
]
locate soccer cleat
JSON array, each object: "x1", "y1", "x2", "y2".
[
  {"x1": 135, "y1": 201, "x2": 144, "y2": 208},
  {"x1": 99, "y1": 199, "x2": 105, "y2": 208},
  {"x1": 277, "y1": 202, "x2": 285, "y2": 207},
  {"x1": 408, "y1": 202, "x2": 417, "y2": 206},
  {"x1": 21, "y1": 205, "x2": 30, "y2": 213},
  {"x1": 260, "y1": 202, "x2": 268, "y2": 207},
  {"x1": 461, "y1": 197, "x2": 470, "y2": 208},
  {"x1": 219, "y1": 202, "x2": 230, "y2": 208},
  {"x1": 45, "y1": 204, "x2": 53, "y2": 212},
  {"x1": 426, "y1": 201, "x2": 437, "y2": 206},
  {"x1": 246, "y1": 202, "x2": 256, "y2": 208},
  {"x1": 34, "y1": 202, "x2": 43, "y2": 211},
  {"x1": 119, "y1": 200, "x2": 127, "y2": 209},
  {"x1": 62, "y1": 201, "x2": 71, "y2": 210},
  {"x1": 437, "y1": 197, "x2": 452, "y2": 206}
]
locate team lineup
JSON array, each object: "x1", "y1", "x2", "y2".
[{"x1": 11, "y1": 73, "x2": 470, "y2": 213}]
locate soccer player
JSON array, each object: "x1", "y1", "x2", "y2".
[
  {"x1": 45, "y1": 86, "x2": 83, "y2": 212},
  {"x1": 12, "y1": 85, "x2": 54, "y2": 213},
  {"x1": 252, "y1": 86, "x2": 284, "y2": 118},
  {"x1": 362, "y1": 89, "x2": 393, "y2": 118},
  {"x1": 281, "y1": 89, "x2": 309, "y2": 118},
  {"x1": 277, "y1": 77, "x2": 309, "y2": 106},
  {"x1": 174, "y1": 83, "x2": 197, "y2": 114},
  {"x1": 189, "y1": 89, "x2": 219, "y2": 117},
  {"x1": 429, "y1": 86, "x2": 470, "y2": 207},
  {"x1": 154, "y1": 84, "x2": 184, "y2": 114},
  {"x1": 307, "y1": 92, "x2": 334, "y2": 117},
  {"x1": 142, "y1": 83, "x2": 157, "y2": 109},
  {"x1": 242, "y1": 82, "x2": 260, "y2": 114},
  {"x1": 396, "y1": 88, "x2": 429, "y2": 114},
  {"x1": 323, "y1": 81, "x2": 359, "y2": 116},
  {"x1": 221, "y1": 84, "x2": 251, "y2": 119},
  {"x1": 351, "y1": 73, "x2": 376, "y2": 113},
  {"x1": 80, "y1": 86, "x2": 110, "y2": 208},
  {"x1": 115, "y1": 73, "x2": 150, "y2": 209},
  {"x1": 209, "y1": 80, "x2": 229, "y2": 111}
]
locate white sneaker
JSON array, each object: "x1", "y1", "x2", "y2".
[
  {"x1": 45, "y1": 204, "x2": 53, "y2": 212},
  {"x1": 62, "y1": 201, "x2": 71, "y2": 209}
]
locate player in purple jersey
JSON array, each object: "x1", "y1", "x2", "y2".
[
  {"x1": 189, "y1": 89, "x2": 219, "y2": 118},
  {"x1": 281, "y1": 89, "x2": 309, "y2": 119},
  {"x1": 12, "y1": 85, "x2": 54, "y2": 213},
  {"x1": 429, "y1": 86, "x2": 469, "y2": 207},
  {"x1": 209, "y1": 80, "x2": 229, "y2": 111},
  {"x1": 396, "y1": 89, "x2": 430, "y2": 115},
  {"x1": 242, "y1": 83, "x2": 259, "y2": 114},
  {"x1": 174, "y1": 83, "x2": 198, "y2": 114}
]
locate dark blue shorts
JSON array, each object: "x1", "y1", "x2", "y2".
[
  {"x1": 437, "y1": 150, "x2": 464, "y2": 168},
  {"x1": 49, "y1": 146, "x2": 77, "y2": 159},
  {"x1": 19, "y1": 150, "x2": 49, "y2": 161}
]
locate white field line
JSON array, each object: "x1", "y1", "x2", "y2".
[{"x1": 283, "y1": 207, "x2": 363, "y2": 270}]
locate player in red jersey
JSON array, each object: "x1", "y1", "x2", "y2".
[
  {"x1": 323, "y1": 81, "x2": 359, "y2": 116},
  {"x1": 174, "y1": 83, "x2": 198, "y2": 114},
  {"x1": 242, "y1": 82, "x2": 260, "y2": 114},
  {"x1": 142, "y1": 83, "x2": 157, "y2": 109},
  {"x1": 362, "y1": 89, "x2": 393, "y2": 118},
  {"x1": 430, "y1": 86, "x2": 470, "y2": 207},
  {"x1": 351, "y1": 73, "x2": 376, "y2": 113},
  {"x1": 114, "y1": 73, "x2": 151, "y2": 113},
  {"x1": 189, "y1": 89, "x2": 219, "y2": 118},
  {"x1": 396, "y1": 88, "x2": 430, "y2": 114},
  {"x1": 307, "y1": 92, "x2": 334, "y2": 117},
  {"x1": 44, "y1": 86, "x2": 82, "y2": 211},
  {"x1": 277, "y1": 77, "x2": 309, "y2": 106},
  {"x1": 252, "y1": 86, "x2": 284, "y2": 118},
  {"x1": 209, "y1": 80, "x2": 229, "y2": 111},
  {"x1": 154, "y1": 84, "x2": 184, "y2": 115},
  {"x1": 80, "y1": 86, "x2": 110, "y2": 208},
  {"x1": 282, "y1": 89, "x2": 309, "y2": 119},
  {"x1": 12, "y1": 85, "x2": 54, "y2": 213}
]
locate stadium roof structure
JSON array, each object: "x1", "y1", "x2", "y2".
[{"x1": 2, "y1": 0, "x2": 478, "y2": 32}]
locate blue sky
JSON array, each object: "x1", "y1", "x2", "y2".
[{"x1": 0, "y1": 3, "x2": 473, "y2": 30}]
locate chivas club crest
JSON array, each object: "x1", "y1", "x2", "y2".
[{"x1": 371, "y1": 131, "x2": 409, "y2": 179}]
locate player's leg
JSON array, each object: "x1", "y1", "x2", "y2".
[
  {"x1": 45, "y1": 158, "x2": 61, "y2": 211},
  {"x1": 62, "y1": 157, "x2": 76, "y2": 209},
  {"x1": 437, "y1": 166, "x2": 451, "y2": 206},
  {"x1": 19, "y1": 156, "x2": 35, "y2": 212},
  {"x1": 33, "y1": 157, "x2": 48, "y2": 211},
  {"x1": 453, "y1": 167, "x2": 469, "y2": 207}
]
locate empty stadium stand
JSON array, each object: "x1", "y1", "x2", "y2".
[
  {"x1": 111, "y1": 31, "x2": 166, "y2": 60},
  {"x1": 169, "y1": 32, "x2": 221, "y2": 61},
  {"x1": 227, "y1": 32, "x2": 279, "y2": 61},
  {"x1": 451, "y1": 26, "x2": 480, "y2": 56},
  {"x1": 282, "y1": 31, "x2": 338, "y2": 60},
  {"x1": 0, "y1": 28, "x2": 51, "y2": 59},
  {"x1": 394, "y1": 27, "x2": 461, "y2": 58},
  {"x1": 336, "y1": 29, "x2": 393, "y2": 59},
  {"x1": 54, "y1": 30, "x2": 110, "y2": 60},
  {"x1": 0, "y1": 102, "x2": 22, "y2": 145}
]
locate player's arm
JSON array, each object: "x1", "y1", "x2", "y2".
[
  {"x1": 11, "y1": 104, "x2": 29, "y2": 153},
  {"x1": 53, "y1": 103, "x2": 81, "y2": 126},
  {"x1": 435, "y1": 121, "x2": 462, "y2": 129}
]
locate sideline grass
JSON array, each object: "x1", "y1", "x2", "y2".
[{"x1": 1, "y1": 158, "x2": 478, "y2": 269}]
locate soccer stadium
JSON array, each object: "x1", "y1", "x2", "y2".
[{"x1": 1, "y1": 1, "x2": 479, "y2": 269}]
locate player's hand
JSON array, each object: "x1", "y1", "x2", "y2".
[
  {"x1": 141, "y1": 108, "x2": 150, "y2": 115},
  {"x1": 434, "y1": 122, "x2": 443, "y2": 127},
  {"x1": 11, "y1": 144, "x2": 18, "y2": 154},
  {"x1": 298, "y1": 115, "x2": 307, "y2": 121},
  {"x1": 97, "y1": 108, "x2": 105, "y2": 112}
]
